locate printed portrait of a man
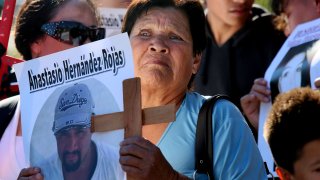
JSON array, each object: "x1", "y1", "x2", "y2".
[{"x1": 30, "y1": 79, "x2": 124, "y2": 180}]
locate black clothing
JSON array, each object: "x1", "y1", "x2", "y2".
[
  {"x1": 194, "y1": 6, "x2": 286, "y2": 110},
  {"x1": 0, "y1": 95, "x2": 19, "y2": 140}
]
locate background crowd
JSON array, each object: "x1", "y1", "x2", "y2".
[{"x1": 0, "y1": 0, "x2": 320, "y2": 180}]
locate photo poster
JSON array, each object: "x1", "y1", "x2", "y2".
[
  {"x1": 98, "y1": 7, "x2": 127, "y2": 37},
  {"x1": 13, "y1": 33, "x2": 133, "y2": 176},
  {"x1": 258, "y1": 18, "x2": 320, "y2": 177}
]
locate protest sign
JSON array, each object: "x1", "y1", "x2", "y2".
[
  {"x1": 99, "y1": 8, "x2": 127, "y2": 37},
  {"x1": 14, "y1": 33, "x2": 133, "y2": 179},
  {"x1": 258, "y1": 18, "x2": 320, "y2": 177}
]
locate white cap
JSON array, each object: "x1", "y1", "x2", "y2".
[{"x1": 53, "y1": 83, "x2": 94, "y2": 134}]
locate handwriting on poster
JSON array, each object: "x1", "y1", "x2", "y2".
[
  {"x1": 101, "y1": 14, "x2": 123, "y2": 29},
  {"x1": 287, "y1": 24, "x2": 320, "y2": 47},
  {"x1": 28, "y1": 46, "x2": 126, "y2": 93}
]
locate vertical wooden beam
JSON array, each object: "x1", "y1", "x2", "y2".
[
  {"x1": 123, "y1": 77, "x2": 142, "y2": 138},
  {"x1": 123, "y1": 77, "x2": 142, "y2": 180}
]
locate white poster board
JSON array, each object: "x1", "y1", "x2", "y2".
[
  {"x1": 13, "y1": 33, "x2": 133, "y2": 179},
  {"x1": 258, "y1": 18, "x2": 320, "y2": 177}
]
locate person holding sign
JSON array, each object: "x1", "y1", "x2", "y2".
[
  {"x1": 264, "y1": 87, "x2": 320, "y2": 180},
  {"x1": 240, "y1": 0, "x2": 320, "y2": 133},
  {"x1": 40, "y1": 83, "x2": 123, "y2": 179},
  {"x1": 119, "y1": 0, "x2": 267, "y2": 179},
  {"x1": 0, "y1": 0, "x2": 107, "y2": 179},
  {"x1": 240, "y1": 0, "x2": 320, "y2": 177}
]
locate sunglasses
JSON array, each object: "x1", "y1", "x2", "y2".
[{"x1": 41, "y1": 21, "x2": 105, "y2": 46}]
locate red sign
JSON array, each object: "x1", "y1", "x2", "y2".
[{"x1": 0, "y1": 0, "x2": 24, "y2": 100}]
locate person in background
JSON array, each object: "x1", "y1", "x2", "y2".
[
  {"x1": 272, "y1": 0, "x2": 320, "y2": 36},
  {"x1": 119, "y1": 0, "x2": 267, "y2": 179},
  {"x1": 0, "y1": 0, "x2": 106, "y2": 179},
  {"x1": 241, "y1": 0, "x2": 320, "y2": 132},
  {"x1": 264, "y1": 87, "x2": 320, "y2": 180},
  {"x1": 194, "y1": 0, "x2": 286, "y2": 118}
]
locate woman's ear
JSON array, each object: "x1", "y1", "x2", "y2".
[
  {"x1": 30, "y1": 39, "x2": 42, "y2": 58},
  {"x1": 276, "y1": 166, "x2": 293, "y2": 180},
  {"x1": 192, "y1": 54, "x2": 202, "y2": 74}
]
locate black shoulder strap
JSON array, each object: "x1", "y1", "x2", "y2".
[
  {"x1": 0, "y1": 95, "x2": 20, "y2": 140},
  {"x1": 195, "y1": 94, "x2": 230, "y2": 179}
]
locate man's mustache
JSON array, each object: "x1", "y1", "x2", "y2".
[{"x1": 63, "y1": 150, "x2": 80, "y2": 158}]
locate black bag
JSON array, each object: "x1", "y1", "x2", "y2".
[
  {"x1": 194, "y1": 94, "x2": 229, "y2": 180},
  {"x1": 0, "y1": 95, "x2": 20, "y2": 140}
]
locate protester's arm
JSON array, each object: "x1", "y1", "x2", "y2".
[
  {"x1": 212, "y1": 99, "x2": 267, "y2": 179},
  {"x1": 17, "y1": 167, "x2": 43, "y2": 180},
  {"x1": 119, "y1": 136, "x2": 190, "y2": 180},
  {"x1": 240, "y1": 78, "x2": 271, "y2": 130}
]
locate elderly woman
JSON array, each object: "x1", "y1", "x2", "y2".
[{"x1": 119, "y1": 0, "x2": 267, "y2": 179}]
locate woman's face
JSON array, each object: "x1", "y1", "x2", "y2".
[
  {"x1": 278, "y1": 52, "x2": 305, "y2": 92},
  {"x1": 31, "y1": 0, "x2": 98, "y2": 58},
  {"x1": 283, "y1": 0, "x2": 319, "y2": 36},
  {"x1": 130, "y1": 7, "x2": 200, "y2": 92}
]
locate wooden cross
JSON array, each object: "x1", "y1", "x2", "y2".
[
  {"x1": 90, "y1": 77, "x2": 175, "y2": 180},
  {"x1": 90, "y1": 77, "x2": 176, "y2": 137}
]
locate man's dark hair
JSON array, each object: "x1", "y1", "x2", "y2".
[
  {"x1": 271, "y1": 0, "x2": 286, "y2": 15},
  {"x1": 264, "y1": 87, "x2": 320, "y2": 173},
  {"x1": 122, "y1": 0, "x2": 206, "y2": 57},
  {"x1": 270, "y1": 0, "x2": 289, "y2": 31},
  {"x1": 14, "y1": 0, "x2": 98, "y2": 60}
]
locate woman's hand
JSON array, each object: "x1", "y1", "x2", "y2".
[
  {"x1": 17, "y1": 167, "x2": 43, "y2": 180},
  {"x1": 241, "y1": 78, "x2": 271, "y2": 131},
  {"x1": 119, "y1": 136, "x2": 189, "y2": 180}
]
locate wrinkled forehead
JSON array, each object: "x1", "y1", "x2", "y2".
[{"x1": 135, "y1": 7, "x2": 189, "y2": 29}]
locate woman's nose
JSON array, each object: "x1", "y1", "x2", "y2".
[{"x1": 148, "y1": 36, "x2": 169, "y2": 54}]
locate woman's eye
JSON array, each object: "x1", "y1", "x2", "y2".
[
  {"x1": 282, "y1": 70, "x2": 289, "y2": 78},
  {"x1": 169, "y1": 34, "x2": 182, "y2": 41},
  {"x1": 139, "y1": 31, "x2": 150, "y2": 37}
]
